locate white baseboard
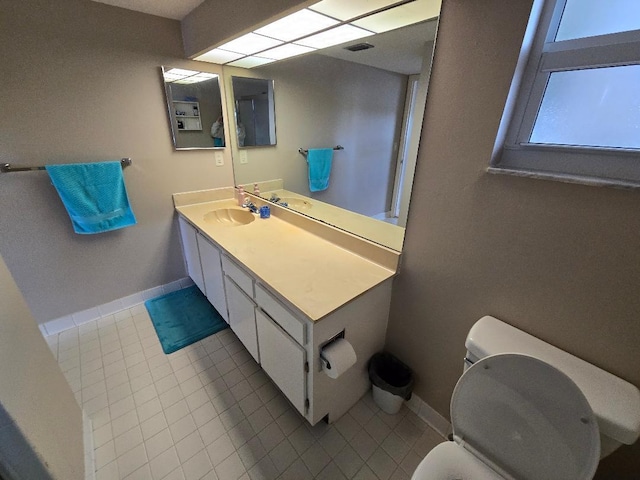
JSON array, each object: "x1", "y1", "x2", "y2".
[
  {"x1": 83, "y1": 411, "x2": 95, "y2": 480},
  {"x1": 41, "y1": 277, "x2": 195, "y2": 336},
  {"x1": 406, "y1": 393, "x2": 452, "y2": 439}
]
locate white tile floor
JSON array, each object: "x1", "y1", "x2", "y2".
[{"x1": 46, "y1": 304, "x2": 445, "y2": 480}]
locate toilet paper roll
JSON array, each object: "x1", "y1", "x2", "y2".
[{"x1": 321, "y1": 338, "x2": 357, "y2": 379}]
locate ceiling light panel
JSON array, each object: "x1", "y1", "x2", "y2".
[
  {"x1": 226, "y1": 56, "x2": 277, "y2": 68},
  {"x1": 352, "y1": 0, "x2": 441, "y2": 33},
  {"x1": 191, "y1": 73, "x2": 218, "y2": 80},
  {"x1": 254, "y1": 9, "x2": 339, "y2": 42},
  {"x1": 174, "y1": 77, "x2": 203, "y2": 84},
  {"x1": 163, "y1": 68, "x2": 198, "y2": 79},
  {"x1": 296, "y1": 24, "x2": 374, "y2": 49},
  {"x1": 259, "y1": 43, "x2": 316, "y2": 60},
  {"x1": 194, "y1": 49, "x2": 244, "y2": 64},
  {"x1": 309, "y1": 0, "x2": 400, "y2": 21},
  {"x1": 217, "y1": 32, "x2": 283, "y2": 55}
]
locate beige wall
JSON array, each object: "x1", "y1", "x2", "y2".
[
  {"x1": 0, "y1": 0, "x2": 234, "y2": 324},
  {"x1": 0, "y1": 254, "x2": 84, "y2": 479},
  {"x1": 385, "y1": 0, "x2": 640, "y2": 476},
  {"x1": 226, "y1": 55, "x2": 407, "y2": 217}
]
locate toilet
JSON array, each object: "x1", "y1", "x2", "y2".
[{"x1": 412, "y1": 316, "x2": 640, "y2": 480}]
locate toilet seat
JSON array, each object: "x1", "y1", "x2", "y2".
[
  {"x1": 412, "y1": 353, "x2": 600, "y2": 480},
  {"x1": 413, "y1": 441, "x2": 504, "y2": 479}
]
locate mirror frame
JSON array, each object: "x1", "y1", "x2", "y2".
[{"x1": 161, "y1": 66, "x2": 227, "y2": 151}]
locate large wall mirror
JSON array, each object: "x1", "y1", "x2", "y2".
[
  {"x1": 225, "y1": 17, "x2": 439, "y2": 252},
  {"x1": 161, "y1": 66, "x2": 226, "y2": 150},
  {"x1": 231, "y1": 76, "x2": 276, "y2": 147}
]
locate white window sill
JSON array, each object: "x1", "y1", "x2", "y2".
[{"x1": 487, "y1": 166, "x2": 640, "y2": 190}]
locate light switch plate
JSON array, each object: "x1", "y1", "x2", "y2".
[
  {"x1": 215, "y1": 152, "x2": 224, "y2": 166},
  {"x1": 239, "y1": 151, "x2": 248, "y2": 164}
]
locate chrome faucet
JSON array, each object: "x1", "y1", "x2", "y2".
[{"x1": 242, "y1": 198, "x2": 258, "y2": 213}]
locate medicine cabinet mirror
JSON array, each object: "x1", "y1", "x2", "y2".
[
  {"x1": 161, "y1": 66, "x2": 226, "y2": 150},
  {"x1": 231, "y1": 76, "x2": 277, "y2": 148}
]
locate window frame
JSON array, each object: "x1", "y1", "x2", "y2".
[{"x1": 491, "y1": 0, "x2": 640, "y2": 188}]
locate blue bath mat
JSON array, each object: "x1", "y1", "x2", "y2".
[{"x1": 145, "y1": 285, "x2": 228, "y2": 354}]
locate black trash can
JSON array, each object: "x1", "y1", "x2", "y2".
[{"x1": 368, "y1": 352, "x2": 414, "y2": 414}]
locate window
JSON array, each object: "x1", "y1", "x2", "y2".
[{"x1": 492, "y1": 0, "x2": 640, "y2": 187}]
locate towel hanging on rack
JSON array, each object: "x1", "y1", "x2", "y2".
[
  {"x1": 306, "y1": 148, "x2": 334, "y2": 192},
  {"x1": 45, "y1": 161, "x2": 137, "y2": 234}
]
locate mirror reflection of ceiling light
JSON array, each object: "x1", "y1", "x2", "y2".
[
  {"x1": 226, "y1": 56, "x2": 277, "y2": 68},
  {"x1": 163, "y1": 69, "x2": 219, "y2": 83},
  {"x1": 254, "y1": 9, "x2": 339, "y2": 42},
  {"x1": 193, "y1": 0, "x2": 439, "y2": 68},
  {"x1": 194, "y1": 49, "x2": 244, "y2": 64},
  {"x1": 259, "y1": 43, "x2": 316, "y2": 60},
  {"x1": 217, "y1": 32, "x2": 283, "y2": 55},
  {"x1": 309, "y1": 0, "x2": 402, "y2": 21},
  {"x1": 352, "y1": 0, "x2": 440, "y2": 33},
  {"x1": 296, "y1": 24, "x2": 374, "y2": 49}
]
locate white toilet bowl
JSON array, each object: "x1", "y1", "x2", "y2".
[{"x1": 412, "y1": 353, "x2": 600, "y2": 480}]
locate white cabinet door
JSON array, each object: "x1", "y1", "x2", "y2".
[
  {"x1": 197, "y1": 234, "x2": 228, "y2": 324},
  {"x1": 255, "y1": 309, "x2": 307, "y2": 416},
  {"x1": 178, "y1": 217, "x2": 205, "y2": 294},
  {"x1": 225, "y1": 277, "x2": 259, "y2": 362}
]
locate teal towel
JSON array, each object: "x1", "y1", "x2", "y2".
[
  {"x1": 45, "y1": 161, "x2": 136, "y2": 234},
  {"x1": 307, "y1": 148, "x2": 333, "y2": 192}
]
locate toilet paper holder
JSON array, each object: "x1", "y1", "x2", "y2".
[{"x1": 319, "y1": 330, "x2": 345, "y2": 371}]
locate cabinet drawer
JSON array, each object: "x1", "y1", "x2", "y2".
[
  {"x1": 255, "y1": 284, "x2": 305, "y2": 345},
  {"x1": 221, "y1": 255, "x2": 254, "y2": 297}
]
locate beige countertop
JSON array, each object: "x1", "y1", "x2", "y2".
[
  {"x1": 175, "y1": 197, "x2": 396, "y2": 322},
  {"x1": 262, "y1": 189, "x2": 406, "y2": 252}
]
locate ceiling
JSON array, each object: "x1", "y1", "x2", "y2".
[
  {"x1": 90, "y1": 0, "x2": 206, "y2": 20},
  {"x1": 89, "y1": 0, "x2": 438, "y2": 74},
  {"x1": 316, "y1": 19, "x2": 437, "y2": 75}
]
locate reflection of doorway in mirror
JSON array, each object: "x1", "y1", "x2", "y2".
[
  {"x1": 392, "y1": 40, "x2": 435, "y2": 228},
  {"x1": 236, "y1": 95, "x2": 271, "y2": 146},
  {"x1": 391, "y1": 75, "x2": 420, "y2": 223},
  {"x1": 231, "y1": 76, "x2": 276, "y2": 148}
]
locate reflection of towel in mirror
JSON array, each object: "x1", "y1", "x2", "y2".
[
  {"x1": 307, "y1": 148, "x2": 333, "y2": 192},
  {"x1": 211, "y1": 119, "x2": 225, "y2": 147},
  {"x1": 237, "y1": 123, "x2": 246, "y2": 147}
]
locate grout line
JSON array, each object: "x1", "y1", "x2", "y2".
[{"x1": 56, "y1": 302, "x2": 446, "y2": 479}]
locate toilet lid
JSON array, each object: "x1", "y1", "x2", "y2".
[{"x1": 451, "y1": 353, "x2": 600, "y2": 480}]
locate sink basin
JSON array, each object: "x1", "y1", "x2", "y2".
[
  {"x1": 280, "y1": 198, "x2": 312, "y2": 210},
  {"x1": 203, "y1": 209, "x2": 255, "y2": 226}
]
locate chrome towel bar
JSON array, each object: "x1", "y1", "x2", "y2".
[
  {"x1": 298, "y1": 146, "x2": 344, "y2": 155},
  {"x1": 0, "y1": 158, "x2": 132, "y2": 173}
]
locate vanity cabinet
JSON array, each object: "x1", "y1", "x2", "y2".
[
  {"x1": 221, "y1": 256, "x2": 260, "y2": 363},
  {"x1": 178, "y1": 217, "x2": 205, "y2": 294},
  {"x1": 177, "y1": 213, "x2": 392, "y2": 425},
  {"x1": 197, "y1": 235, "x2": 228, "y2": 324},
  {"x1": 225, "y1": 277, "x2": 260, "y2": 363},
  {"x1": 256, "y1": 309, "x2": 307, "y2": 415}
]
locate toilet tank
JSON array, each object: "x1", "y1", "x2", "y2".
[{"x1": 465, "y1": 316, "x2": 640, "y2": 457}]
